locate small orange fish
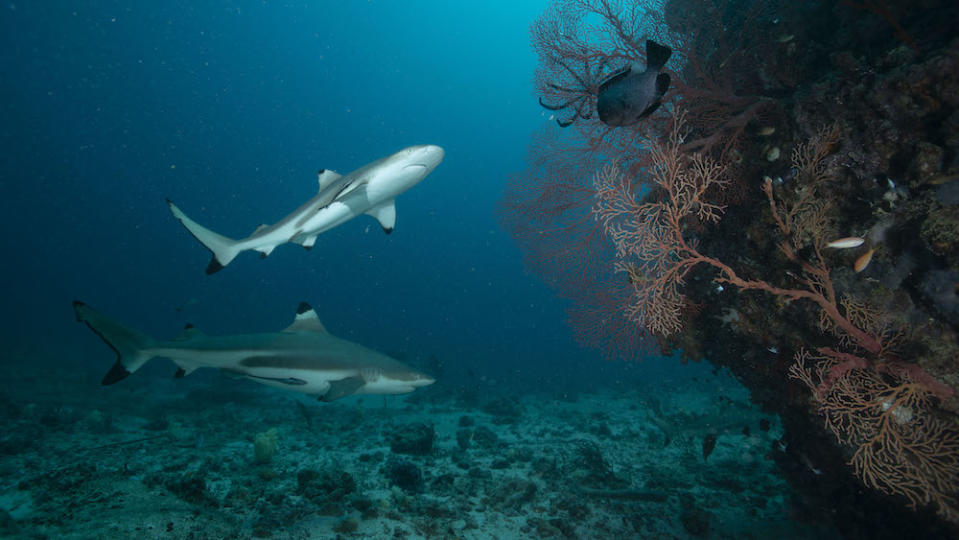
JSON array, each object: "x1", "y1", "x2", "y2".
[{"x1": 854, "y1": 248, "x2": 875, "y2": 273}]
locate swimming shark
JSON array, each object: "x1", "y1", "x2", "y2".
[
  {"x1": 168, "y1": 144, "x2": 445, "y2": 274},
  {"x1": 73, "y1": 300, "x2": 436, "y2": 402}
]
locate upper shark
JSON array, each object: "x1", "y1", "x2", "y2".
[
  {"x1": 74, "y1": 300, "x2": 435, "y2": 402},
  {"x1": 168, "y1": 144, "x2": 445, "y2": 274}
]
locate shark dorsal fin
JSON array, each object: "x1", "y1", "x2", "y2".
[
  {"x1": 284, "y1": 302, "x2": 329, "y2": 333},
  {"x1": 317, "y1": 169, "x2": 343, "y2": 192},
  {"x1": 173, "y1": 323, "x2": 203, "y2": 341},
  {"x1": 251, "y1": 223, "x2": 269, "y2": 236},
  {"x1": 365, "y1": 200, "x2": 396, "y2": 233}
]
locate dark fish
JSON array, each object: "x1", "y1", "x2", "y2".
[
  {"x1": 702, "y1": 433, "x2": 718, "y2": 461},
  {"x1": 597, "y1": 40, "x2": 672, "y2": 126}
]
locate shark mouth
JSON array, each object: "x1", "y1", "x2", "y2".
[{"x1": 403, "y1": 164, "x2": 428, "y2": 172}]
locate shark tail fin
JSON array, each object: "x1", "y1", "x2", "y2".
[
  {"x1": 73, "y1": 301, "x2": 157, "y2": 385},
  {"x1": 167, "y1": 199, "x2": 242, "y2": 274}
]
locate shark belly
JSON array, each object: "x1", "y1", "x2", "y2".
[
  {"x1": 295, "y1": 201, "x2": 361, "y2": 238},
  {"x1": 355, "y1": 378, "x2": 417, "y2": 395},
  {"x1": 237, "y1": 222, "x2": 304, "y2": 256},
  {"x1": 241, "y1": 365, "x2": 358, "y2": 395}
]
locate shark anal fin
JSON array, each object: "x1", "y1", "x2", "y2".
[
  {"x1": 319, "y1": 376, "x2": 365, "y2": 402},
  {"x1": 174, "y1": 364, "x2": 200, "y2": 377},
  {"x1": 366, "y1": 200, "x2": 396, "y2": 233},
  {"x1": 256, "y1": 244, "x2": 276, "y2": 259}
]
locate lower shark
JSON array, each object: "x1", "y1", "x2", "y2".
[
  {"x1": 73, "y1": 301, "x2": 435, "y2": 402},
  {"x1": 168, "y1": 144, "x2": 445, "y2": 274}
]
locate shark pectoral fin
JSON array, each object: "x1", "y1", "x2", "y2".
[
  {"x1": 284, "y1": 302, "x2": 329, "y2": 333},
  {"x1": 366, "y1": 200, "x2": 396, "y2": 234},
  {"x1": 298, "y1": 235, "x2": 318, "y2": 251},
  {"x1": 317, "y1": 169, "x2": 343, "y2": 192},
  {"x1": 319, "y1": 376, "x2": 365, "y2": 402}
]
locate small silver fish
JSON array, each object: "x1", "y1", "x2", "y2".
[{"x1": 826, "y1": 237, "x2": 865, "y2": 249}]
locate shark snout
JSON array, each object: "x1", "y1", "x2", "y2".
[
  {"x1": 411, "y1": 372, "x2": 436, "y2": 387},
  {"x1": 402, "y1": 144, "x2": 445, "y2": 173}
]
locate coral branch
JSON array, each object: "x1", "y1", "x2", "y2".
[
  {"x1": 790, "y1": 349, "x2": 959, "y2": 521},
  {"x1": 593, "y1": 111, "x2": 881, "y2": 354}
]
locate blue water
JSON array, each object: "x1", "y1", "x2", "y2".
[{"x1": 1, "y1": 2, "x2": 684, "y2": 391}]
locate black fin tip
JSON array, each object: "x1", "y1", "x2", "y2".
[
  {"x1": 102, "y1": 360, "x2": 131, "y2": 386},
  {"x1": 205, "y1": 257, "x2": 224, "y2": 275}
]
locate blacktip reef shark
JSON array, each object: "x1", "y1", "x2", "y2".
[
  {"x1": 168, "y1": 144, "x2": 445, "y2": 274},
  {"x1": 73, "y1": 301, "x2": 435, "y2": 402}
]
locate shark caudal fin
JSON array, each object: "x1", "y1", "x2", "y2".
[
  {"x1": 73, "y1": 301, "x2": 157, "y2": 385},
  {"x1": 167, "y1": 199, "x2": 242, "y2": 274}
]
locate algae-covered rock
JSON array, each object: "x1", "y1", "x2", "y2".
[
  {"x1": 253, "y1": 428, "x2": 279, "y2": 464},
  {"x1": 296, "y1": 467, "x2": 356, "y2": 503},
  {"x1": 921, "y1": 204, "x2": 959, "y2": 265},
  {"x1": 387, "y1": 422, "x2": 434, "y2": 455},
  {"x1": 385, "y1": 459, "x2": 423, "y2": 493}
]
